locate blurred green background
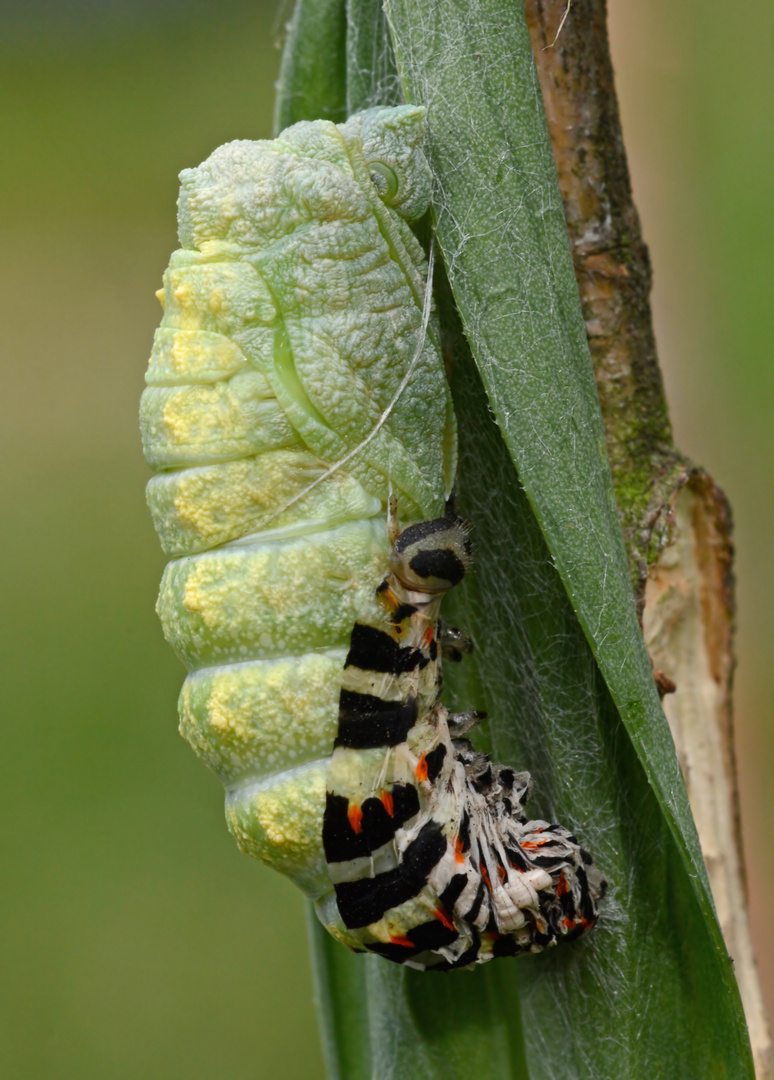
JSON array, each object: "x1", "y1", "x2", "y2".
[{"x1": 1, "y1": 1, "x2": 771, "y2": 1076}]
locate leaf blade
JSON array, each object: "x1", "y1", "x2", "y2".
[
  {"x1": 345, "y1": 0, "x2": 400, "y2": 114},
  {"x1": 274, "y1": 0, "x2": 348, "y2": 134},
  {"x1": 276, "y1": 0, "x2": 754, "y2": 1073},
  {"x1": 383, "y1": 0, "x2": 753, "y2": 1074},
  {"x1": 307, "y1": 908, "x2": 372, "y2": 1080},
  {"x1": 440, "y1": 292, "x2": 748, "y2": 1076}
]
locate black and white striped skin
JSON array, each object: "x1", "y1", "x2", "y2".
[{"x1": 318, "y1": 507, "x2": 607, "y2": 970}]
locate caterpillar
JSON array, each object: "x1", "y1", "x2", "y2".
[{"x1": 141, "y1": 104, "x2": 605, "y2": 970}]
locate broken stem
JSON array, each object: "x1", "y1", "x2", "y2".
[{"x1": 523, "y1": 2, "x2": 772, "y2": 1074}]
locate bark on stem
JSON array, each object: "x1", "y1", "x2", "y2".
[{"x1": 523, "y1": 3, "x2": 772, "y2": 1075}]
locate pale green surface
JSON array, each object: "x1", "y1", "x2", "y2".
[
  {"x1": 141, "y1": 373, "x2": 296, "y2": 466},
  {"x1": 180, "y1": 649, "x2": 347, "y2": 784},
  {"x1": 147, "y1": 451, "x2": 381, "y2": 556},
  {"x1": 226, "y1": 762, "x2": 330, "y2": 895},
  {"x1": 146, "y1": 107, "x2": 456, "y2": 544},
  {"x1": 147, "y1": 327, "x2": 250, "y2": 387},
  {"x1": 156, "y1": 255, "x2": 276, "y2": 338},
  {"x1": 157, "y1": 520, "x2": 389, "y2": 667}
]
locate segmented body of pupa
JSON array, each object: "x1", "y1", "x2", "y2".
[
  {"x1": 141, "y1": 105, "x2": 605, "y2": 966},
  {"x1": 141, "y1": 105, "x2": 456, "y2": 899}
]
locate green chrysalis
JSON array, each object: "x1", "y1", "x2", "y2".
[{"x1": 142, "y1": 105, "x2": 456, "y2": 896}]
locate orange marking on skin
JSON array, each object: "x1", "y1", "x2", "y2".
[
  {"x1": 379, "y1": 587, "x2": 400, "y2": 614},
  {"x1": 497, "y1": 863, "x2": 507, "y2": 884},
  {"x1": 423, "y1": 625, "x2": 434, "y2": 648},
  {"x1": 562, "y1": 917, "x2": 576, "y2": 930},
  {"x1": 389, "y1": 935, "x2": 415, "y2": 948},
  {"x1": 381, "y1": 790, "x2": 394, "y2": 817},
  {"x1": 347, "y1": 803, "x2": 363, "y2": 834},
  {"x1": 581, "y1": 917, "x2": 594, "y2": 931},
  {"x1": 556, "y1": 872, "x2": 569, "y2": 897},
  {"x1": 434, "y1": 907, "x2": 455, "y2": 932},
  {"x1": 521, "y1": 839, "x2": 549, "y2": 849},
  {"x1": 415, "y1": 755, "x2": 428, "y2": 782},
  {"x1": 453, "y1": 836, "x2": 465, "y2": 864},
  {"x1": 480, "y1": 861, "x2": 492, "y2": 891}
]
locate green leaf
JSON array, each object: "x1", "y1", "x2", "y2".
[
  {"x1": 276, "y1": 0, "x2": 755, "y2": 1076},
  {"x1": 308, "y1": 906, "x2": 529, "y2": 1080},
  {"x1": 307, "y1": 911, "x2": 371, "y2": 1080},
  {"x1": 273, "y1": 0, "x2": 348, "y2": 134},
  {"x1": 345, "y1": 0, "x2": 400, "y2": 114},
  {"x1": 438, "y1": 277, "x2": 749, "y2": 1078},
  {"x1": 384, "y1": 0, "x2": 754, "y2": 1075}
]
